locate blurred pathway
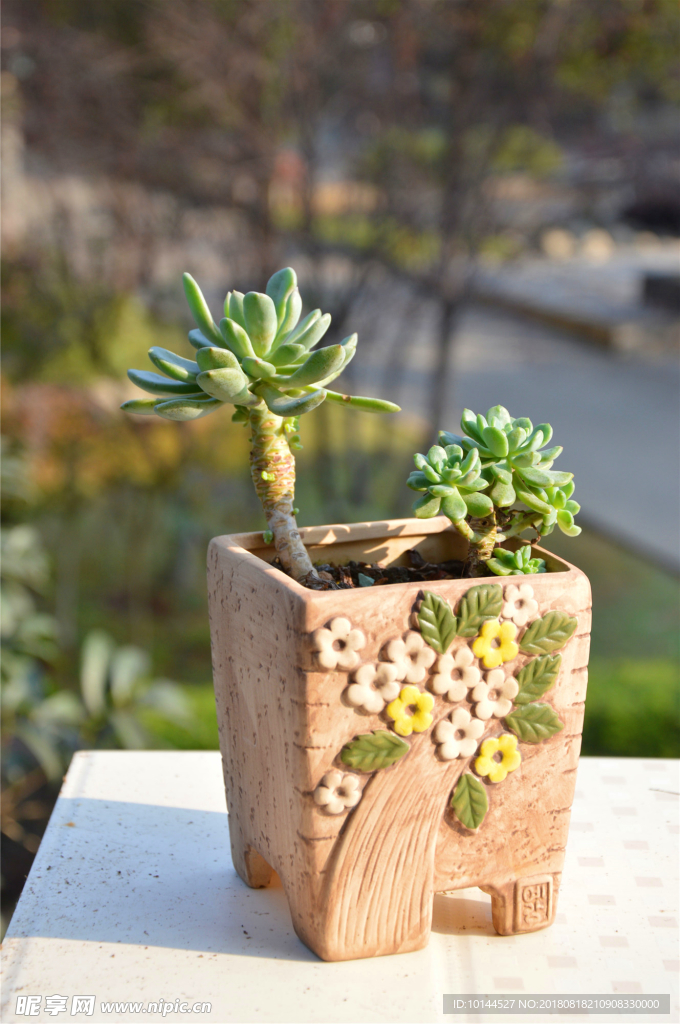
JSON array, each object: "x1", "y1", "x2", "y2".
[{"x1": 360, "y1": 303, "x2": 679, "y2": 570}]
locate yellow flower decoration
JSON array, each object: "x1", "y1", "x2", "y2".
[
  {"x1": 386, "y1": 685, "x2": 434, "y2": 737},
  {"x1": 475, "y1": 734, "x2": 521, "y2": 783},
  {"x1": 471, "y1": 619, "x2": 519, "y2": 669}
]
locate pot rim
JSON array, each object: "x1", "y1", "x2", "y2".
[{"x1": 211, "y1": 515, "x2": 580, "y2": 602}]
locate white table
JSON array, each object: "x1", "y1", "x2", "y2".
[{"x1": 1, "y1": 752, "x2": 677, "y2": 1023}]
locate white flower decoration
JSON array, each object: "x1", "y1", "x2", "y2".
[
  {"x1": 381, "y1": 631, "x2": 436, "y2": 683},
  {"x1": 345, "y1": 662, "x2": 401, "y2": 714},
  {"x1": 429, "y1": 645, "x2": 481, "y2": 701},
  {"x1": 311, "y1": 617, "x2": 366, "y2": 671},
  {"x1": 502, "y1": 583, "x2": 539, "y2": 628},
  {"x1": 313, "y1": 771, "x2": 361, "y2": 815},
  {"x1": 433, "y1": 708, "x2": 485, "y2": 760},
  {"x1": 471, "y1": 668, "x2": 519, "y2": 720}
]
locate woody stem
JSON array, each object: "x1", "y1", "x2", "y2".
[{"x1": 248, "y1": 403, "x2": 320, "y2": 584}]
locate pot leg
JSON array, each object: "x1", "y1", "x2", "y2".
[
  {"x1": 228, "y1": 817, "x2": 274, "y2": 889},
  {"x1": 481, "y1": 872, "x2": 559, "y2": 935}
]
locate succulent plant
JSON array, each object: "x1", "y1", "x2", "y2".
[
  {"x1": 408, "y1": 405, "x2": 580, "y2": 575},
  {"x1": 486, "y1": 545, "x2": 546, "y2": 577},
  {"x1": 526, "y1": 481, "x2": 582, "y2": 538},
  {"x1": 123, "y1": 268, "x2": 398, "y2": 424},
  {"x1": 407, "y1": 444, "x2": 492, "y2": 521},
  {"x1": 440, "y1": 405, "x2": 572, "y2": 506},
  {"x1": 123, "y1": 268, "x2": 399, "y2": 584}
]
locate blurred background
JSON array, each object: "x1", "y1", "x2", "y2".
[{"x1": 2, "y1": 0, "x2": 679, "y2": 930}]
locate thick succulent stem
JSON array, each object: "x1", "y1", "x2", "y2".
[
  {"x1": 453, "y1": 510, "x2": 498, "y2": 576},
  {"x1": 248, "y1": 404, "x2": 320, "y2": 584}
]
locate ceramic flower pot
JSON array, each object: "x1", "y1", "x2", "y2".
[{"x1": 207, "y1": 516, "x2": 591, "y2": 962}]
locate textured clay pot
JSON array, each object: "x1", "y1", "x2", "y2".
[{"x1": 207, "y1": 516, "x2": 591, "y2": 962}]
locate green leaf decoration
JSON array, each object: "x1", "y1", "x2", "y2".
[
  {"x1": 505, "y1": 702, "x2": 564, "y2": 742},
  {"x1": 340, "y1": 730, "x2": 410, "y2": 772},
  {"x1": 451, "y1": 773, "x2": 488, "y2": 830},
  {"x1": 519, "y1": 611, "x2": 578, "y2": 655},
  {"x1": 417, "y1": 591, "x2": 457, "y2": 654},
  {"x1": 456, "y1": 584, "x2": 503, "y2": 637},
  {"x1": 514, "y1": 654, "x2": 562, "y2": 704}
]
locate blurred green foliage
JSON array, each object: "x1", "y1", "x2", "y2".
[{"x1": 542, "y1": 529, "x2": 680, "y2": 758}]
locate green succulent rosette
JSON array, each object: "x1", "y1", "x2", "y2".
[
  {"x1": 440, "y1": 405, "x2": 580, "y2": 537},
  {"x1": 486, "y1": 544, "x2": 547, "y2": 576},
  {"x1": 121, "y1": 267, "x2": 399, "y2": 423},
  {"x1": 407, "y1": 444, "x2": 493, "y2": 523}
]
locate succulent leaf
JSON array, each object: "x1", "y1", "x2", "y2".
[
  {"x1": 147, "y1": 347, "x2": 199, "y2": 382},
  {"x1": 265, "y1": 267, "x2": 297, "y2": 325},
  {"x1": 120, "y1": 398, "x2": 160, "y2": 415},
  {"x1": 127, "y1": 369, "x2": 204, "y2": 396},
  {"x1": 281, "y1": 309, "x2": 326, "y2": 350},
  {"x1": 258, "y1": 385, "x2": 327, "y2": 417},
  {"x1": 413, "y1": 492, "x2": 441, "y2": 518},
  {"x1": 243, "y1": 292, "x2": 278, "y2": 356},
  {"x1": 438, "y1": 431, "x2": 466, "y2": 448},
  {"x1": 282, "y1": 345, "x2": 345, "y2": 387},
  {"x1": 324, "y1": 391, "x2": 400, "y2": 413},
  {"x1": 277, "y1": 288, "x2": 302, "y2": 338},
  {"x1": 182, "y1": 273, "x2": 223, "y2": 346},
  {"x1": 187, "y1": 329, "x2": 213, "y2": 350},
  {"x1": 462, "y1": 491, "x2": 494, "y2": 517},
  {"x1": 242, "y1": 356, "x2": 277, "y2": 379},
  {"x1": 486, "y1": 405, "x2": 512, "y2": 429},
  {"x1": 440, "y1": 490, "x2": 467, "y2": 521},
  {"x1": 195, "y1": 347, "x2": 241, "y2": 372},
  {"x1": 219, "y1": 318, "x2": 255, "y2": 359},
  {"x1": 271, "y1": 343, "x2": 306, "y2": 367},
  {"x1": 227, "y1": 291, "x2": 247, "y2": 329},
  {"x1": 154, "y1": 396, "x2": 222, "y2": 420},
  {"x1": 406, "y1": 471, "x2": 430, "y2": 491},
  {"x1": 514, "y1": 486, "x2": 553, "y2": 515},
  {"x1": 461, "y1": 409, "x2": 484, "y2": 443},
  {"x1": 482, "y1": 425, "x2": 509, "y2": 457},
  {"x1": 196, "y1": 368, "x2": 254, "y2": 404}
]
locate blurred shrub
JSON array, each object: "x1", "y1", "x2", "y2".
[
  {"x1": 583, "y1": 658, "x2": 679, "y2": 758},
  {"x1": 0, "y1": 435, "x2": 218, "y2": 928}
]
